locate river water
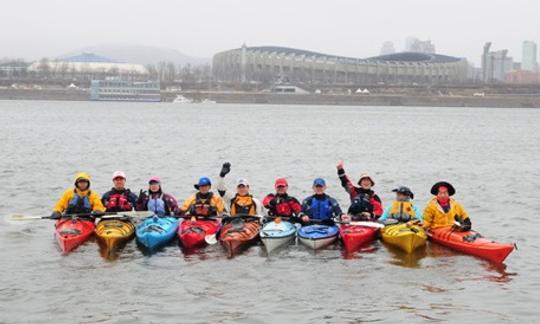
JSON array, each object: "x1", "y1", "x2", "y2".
[{"x1": 0, "y1": 100, "x2": 538, "y2": 323}]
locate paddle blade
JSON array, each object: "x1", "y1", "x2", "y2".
[
  {"x1": 349, "y1": 221, "x2": 384, "y2": 229},
  {"x1": 7, "y1": 214, "x2": 45, "y2": 221},
  {"x1": 205, "y1": 234, "x2": 218, "y2": 245}
]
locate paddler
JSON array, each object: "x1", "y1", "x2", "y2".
[
  {"x1": 101, "y1": 171, "x2": 138, "y2": 212},
  {"x1": 423, "y1": 181, "x2": 471, "y2": 231},
  {"x1": 179, "y1": 176, "x2": 225, "y2": 218},
  {"x1": 300, "y1": 178, "x2": 344, "y2": 226},
  {"x1": 50, "y1": 172, "x2": 106, "y2": 219},
  {"x1": 379, "y1": 186, "x2": 423, "y2": 224},
  {"x1": 135, "y1": 176, "x2": 180, "y2": 216},
  {"x1": 217, "y1": 162, "x2": 264, "y2": 217},
  {"x1": 262, "y1": 178, "x2": 302, "y2": 222},
  {"x1": 336, "y1": 160, "x2": 383, "y2": 221}
]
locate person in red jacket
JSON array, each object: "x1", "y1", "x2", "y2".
[
  {"x1": 262, "y1": 178, "x2": 302, "y2": 222},
  {"x1": 336, "y1": 160, "x2": 383, "y2": 221}
]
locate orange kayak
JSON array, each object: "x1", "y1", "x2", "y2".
[
  {"x1": 428, "y1": 226, "x2": 515, "y2": 263},
  {"x1": 219, "y1": 217, "x2": 261, "y2": 257}
]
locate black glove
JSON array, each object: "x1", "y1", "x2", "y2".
[
  {"x1": 137, "y1": 190, "x2": 147, "y2": 204},
  {"x1": 50, "y1": 211, "x2": 62, "y2": 219},
  {"x1": 268, "y1": 197, "x2": 277, "y2": 209},
  {"x1": 220, "y1": 162, "x2": 231, "y2": 177}
]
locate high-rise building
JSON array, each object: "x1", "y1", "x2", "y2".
[
  {"x1": 380, "y1": 41, "x2": 395, "y2": 55},
  {"x1": 522, "y1": 41, "x2": 537, "y2": 72},
  {"x1": 481, "y1": 42, "x2": 514, "y2": 82},
  {"x1": 405, "y1": 37, "x2": 436, "y2": 53}
]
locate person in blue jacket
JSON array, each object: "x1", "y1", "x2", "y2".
[
  {"x1": 379, "y1": 186, "x2": 423, "y2": 224},
  {"x1": 300, "y1": 178, "x2": 344, "y2": 226}
]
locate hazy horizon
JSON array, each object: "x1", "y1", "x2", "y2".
[{"x1": 2, "y1": 0, "x2": 538, "y2": 66}]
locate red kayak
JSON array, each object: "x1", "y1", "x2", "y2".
[
  {"x1": 219, "y1": 218, "x2": 261, "y2": 257},
  {"x1": 340, "y1": 224, "x2": 379, "y2": 253},
  {"x1": 54, "y1": 218, "x2": 96, "y2": 253},
  {"x1": 428, "y1": 226, "x2": 515, "y2": 263},
  {"x1": 178, "y1": 218, "x2": 221, "y2": 249}
]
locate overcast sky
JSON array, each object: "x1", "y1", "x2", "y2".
[{"x1": 1, "y1": 0, "x2": 538, "y2": 65}]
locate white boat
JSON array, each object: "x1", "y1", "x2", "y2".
[
  {"x1": 201, "y1": 98, "x2": 217, "y2": 104},
  {"x1": 259, "y1": 220, "x2": 297, "y2": 254},
  {"x1": 172, "y1": 95, "x2": 193, "y2": 103}
]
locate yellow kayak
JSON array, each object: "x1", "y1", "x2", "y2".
[
  {"x1": 95, "y1": 219, "x2": 135, "y2": 254},
  {"x1": 381, "y1": 223, "x2": 427, "y2": 253}
]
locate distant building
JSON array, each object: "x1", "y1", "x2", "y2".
[
  {"x1": 380, "y1": 41, "x2": 395, "y2": 55},
  {"x1": 27, "y1": 53, "x2": 148, "y2": 80},
  {"x1": 213, "y1": 45, "x2": 468, "y2": 86},
  {"x1": 405, "y1": 37, "x2": 436, "y2": 54},
  {"x1": 0, "y1": 61, "x2": 29, "y2": 77},
  {"x1": 481, "y1": 42, "x2": 514, "y2": 82},
  {"x1": 522, "y1": 41, "x2": 537, "y2": 72}
]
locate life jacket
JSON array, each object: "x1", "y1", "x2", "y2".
[
  {"x1": 189, "y1": 192, "x2": 217, "y2": 217},
  {"x1": 147, "y1": 193, "x2": 170, "y2": 216},
  {"x1": 106, "y1": 189, "x2": 133, "y2": 212},
  {"x1": 66, "y1": 190, "x2": 92, "y2": 214},
  {"x1": 271, "y1": 195, "x2": 297, "y2": 217},
  {"x1": 348, "y1": 194, "x2": 373, "y2": 217},
  {"x1": 308, "y1": 195, "x2": 333, "y2": 220},
  {"x1": 230, "y1": 194, "x2": 257, "y2": 216},
  {"x1": 388, "y1": 200, "x2": 416, "y2": 222}
]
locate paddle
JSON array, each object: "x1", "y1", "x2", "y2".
[
  {"x1": 336, "y1": 220, "x2": 385, "y2": 229},
  {"x1": 7, "y1": 210, "x2": 153, "y2": 222}
]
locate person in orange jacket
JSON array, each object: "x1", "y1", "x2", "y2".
[
  {"x1": 423, "y1": 181, "x2": 471, "y2": 231},
  {"x1": 51, "y1": 172, "x2": 106, "y2": 219}
]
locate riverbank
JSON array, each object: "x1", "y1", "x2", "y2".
[{"x1": 1, "y1": 88, "x2": 539, "y2": 108}]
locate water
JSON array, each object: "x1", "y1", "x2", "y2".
[{"x1": 0, "y1": 101, "x2": 539, "y2": 323}]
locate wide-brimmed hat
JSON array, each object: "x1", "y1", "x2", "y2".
[
  {"x1": 392, "y1": 186, "x2": 414, "y2": 199},
  {"x1": 430, "y1": 181, "x2": 455, "y2": 196},
  {"x1": 357, "y1": 173, "x2": 375, "y2": 186}
]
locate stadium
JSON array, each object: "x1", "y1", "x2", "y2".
[{"x1": 213, "y1": 45, "x2": 469, "y2": 85}]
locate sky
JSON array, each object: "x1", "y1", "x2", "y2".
[{"x1": 1, "y1": 0, "x2": 538, "y2": 66}]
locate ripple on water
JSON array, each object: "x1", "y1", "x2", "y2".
[{"x1": 0, "y1": 102, "x2": 539, "y2": 323}]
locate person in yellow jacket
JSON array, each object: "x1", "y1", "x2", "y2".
[
  {"x1": 179, "y1": 177, "x2": 225, "y2": 218},
  {"x1": 423, "y1": 181, "x2": 471, "y2": 231},
  {"x1": 51, "y1": 172, "x2": 106, "y2": 218}
]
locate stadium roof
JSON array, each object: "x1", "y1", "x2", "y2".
[
  {"x1": 234, "y1": 46, "x2": 462, "y2": 64},
  {"x1": 62, "y1": 53, "x2": 119, "y2": 63}
]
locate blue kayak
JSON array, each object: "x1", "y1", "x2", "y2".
[
  {"x1": 136, "y1": 216, "x2": 179, "y2": 252},
  {"x1": 297, "y1": 225, "x2": 339, "y2": 250}
]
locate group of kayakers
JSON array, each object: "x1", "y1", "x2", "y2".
[{"x1": 51, "y1": 160, "x2": 471, "y2": 232}]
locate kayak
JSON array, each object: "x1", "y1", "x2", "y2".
[
  {"x1": 339, "y1": 224, "x2": 379, "y2": 253},
  {"x1": 259, "y1": 219, "x2": 297, "y2": 254},
  {"x1": 297, "y1": 225, "x2": 339, "y2": 250},
  {"x1": 219, "y1": 217, "x2": 261, "y2": 257},
  {"x1": 428, "y1": 226, "x2": 515, "y2": 263},
  {"x1": 136, "y1": 216, "x2": 179, "y2": 252},
  {"x1": 54, "y1": 218, "x2": 96, "y2": 253},
  {"x1": 95, "y1": 219, "x2": 135, "y2": 253},
  {"x1": 178, "y1": 218, "x2": 221, "y2": 249},
  {"x1": 381, "y1": 223, "x2": 427, "y2": 253}
]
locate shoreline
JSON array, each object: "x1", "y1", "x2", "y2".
[{"x1": 1, "y1": 88, "x2": 539, "y2": 108}]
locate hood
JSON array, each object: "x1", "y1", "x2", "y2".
[{"x1": 74, "y1": 172, "x2": 91, "y2": 186}]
